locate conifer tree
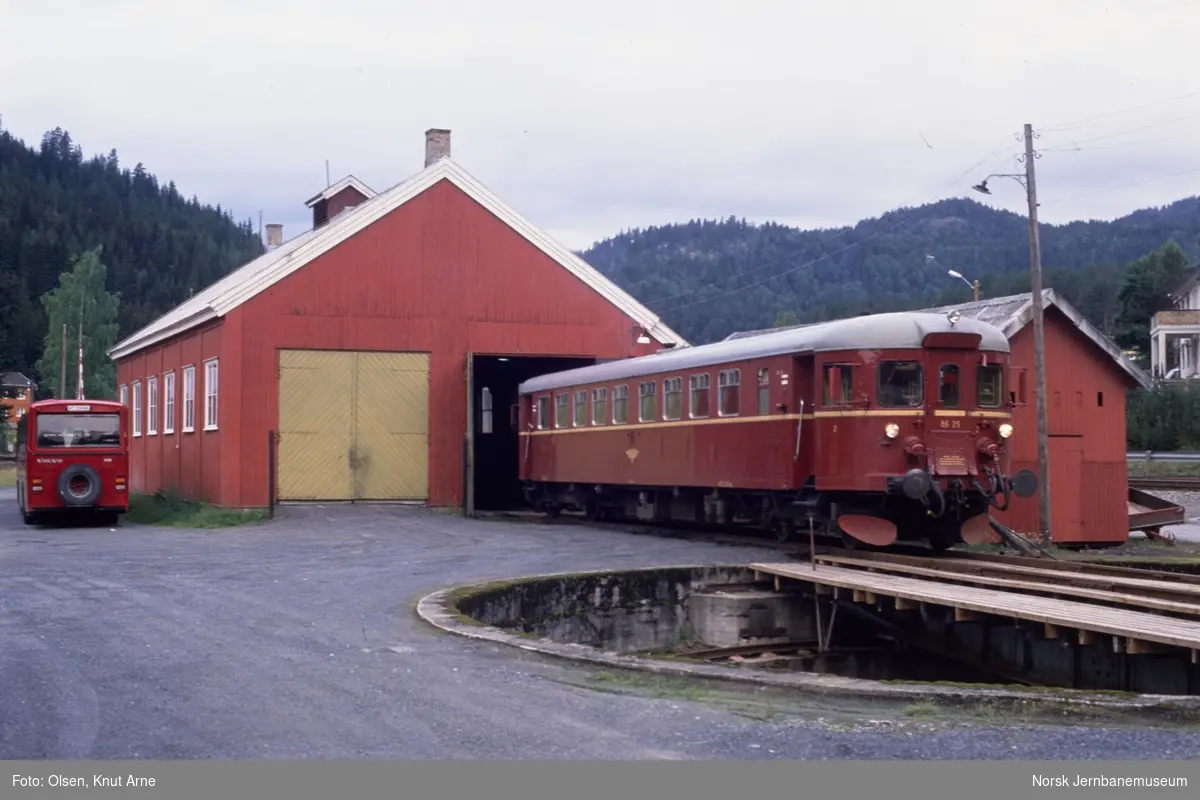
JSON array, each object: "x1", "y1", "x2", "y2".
[{"x1": 35, "y1": 246, "x2": 121, "y2": 400}]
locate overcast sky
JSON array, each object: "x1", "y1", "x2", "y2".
[{"x1": 3, "y1": 0, "x2": 1200, "y2": 251}]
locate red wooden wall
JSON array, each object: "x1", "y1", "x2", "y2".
[
  {"x1": 995, "y1": 308, "x2": 1133, "y2": 544},
  {"x1": 211, "y1": 178, "x2": 660, "y2": 508},
  {"x1": 115, "y1": 322, "x2": 226, "y2": 503}
]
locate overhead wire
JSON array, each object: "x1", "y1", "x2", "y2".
[
  {"x1": 1039, "y1": 89, "x2": 1200, "y2": 133},
  {"x1": 642, "y1": 135, "x2": 1023, "y2": 311}
]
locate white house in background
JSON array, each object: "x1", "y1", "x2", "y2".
[{"x1": 1150, "y1": 266, "x2": 1200, "y2": 379}]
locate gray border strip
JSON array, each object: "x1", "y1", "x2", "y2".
[{"x1": 415, "y1": 564, "x2": 1200, "y2": 715}]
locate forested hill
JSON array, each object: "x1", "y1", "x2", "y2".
[
  {"x1": 0, "y1": 124, "x2": 265, "y2": 380},
  {"x1": 581, "y1": 197, "x2": 1200, "y2": 344}
]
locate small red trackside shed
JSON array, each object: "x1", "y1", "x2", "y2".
[{"x1": 106, "y1": 128, "x2": 687, "y2": 513}]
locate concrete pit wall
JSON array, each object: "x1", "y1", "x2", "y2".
[{"x1": 454, "y1": 567, "x2": 817, "y2": 653}]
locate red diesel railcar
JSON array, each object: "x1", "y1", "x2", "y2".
[{"x1": 515, "y1": 310, "x2": 1037, "y2": 550}]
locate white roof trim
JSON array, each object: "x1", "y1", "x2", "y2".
[
  {"x1": 304, "y1": 174, "x2": 376, "y2": 208},
  {"x1": 108, "y1": 159, "x2": 687, "y2": 360}
]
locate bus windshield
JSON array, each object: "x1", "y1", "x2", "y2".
[{"x1": 35, "y1": 413, "x2": 121, "y2": 449}]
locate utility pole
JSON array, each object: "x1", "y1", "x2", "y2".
[
  {"x1": 971, "y1": 280, "x2": 980, "y2": 303},
  {"x1": 1023, "y1": 123, "x2": 1052, "y2": 541}
]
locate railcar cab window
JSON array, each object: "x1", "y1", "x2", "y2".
[
  {"x1": 638, "y1": 381, "x2": 656, "y2": 422},
  {"x1": 536, "y1": 395, "x2": 550, "y2": 430},
  {"x1": 878, "y1": 361, "x2": 924, "y2": 408},
  {"x1": 938, "y1": 364, "x2": 960, "y2": 408},
  {"x1": 663, "y1": 377, "x2": 683, "y2": 420},
  {"x1": 573, "y1": 390, "x2": 587, "y2": 427},
  {"x1": 555, "y1": 393, "x2": 569, "y2": 429},
  {"x1": 689, "y1": 374, "x2": 710, "y2": 418},
  {"x1": 822, "y1": 363, "x2": 853, "y2": 405},
  {"x1": 977, "y1": 364, "x2": 1004, "y2": 408},
  {"x1": 35, "y1": 413, "x2": 121, "y2": 449},
  {"x1": 613, "y1": 385, "x2": 629, "y2": 424},
  {"x1": 718, "y1": 369, "x2": 740, "y2": 415}
]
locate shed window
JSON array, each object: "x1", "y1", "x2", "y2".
[
  {"x1": 613, "y1": 385, "x2": 628, "y2": 424},
  {"x1": 131, "y1": 380, "x2": 142, "y2": 437},
  {"x1": 555, "y1": 393, "x2": 569, "y2": 428},
  {"x1": 163, "y1": 371, "x2": 176, "y2": 434},
  {"x1": 822, "y1": 363, "x2": 853, "y2": 405},
  {"x1": 592, "y1": 388, "x2": 608, "y2": 425},
  {"x1": 977, "y1": 365, "x2": 1003, "y2": 409},
  {"x1": 663, "y1": 377, "x2": 683, "y2": 420},
  {"x1": 203, "y1": 358, "x2": 219, "y2": 430},
  {"x1": 718, "y1": 369, "x2": 740, "y2": 416},
  {"x1": 573, "y1": 390, "x2": 588, "y2": 427},
  {"x1": 147, "y1": 376, "x2": 158, "y2": 435},
  {"x1": 537, "y1": 395, "x2": 550, "y2": 430},
  {"x1": 481, "y1": 387, "x2": 493, "y2": 434},
  {"x1": 689, "y1": 374, "x2": 710, "y2": 418},
  {"x1": 182, "y1": 365, "x2": 196, "y2": 432},
  {"x1": 757, "y1": 369, "x2": 769, "y2": 414},
  {"x1": 119, "y1": 384, "x2": 128, "y2": 407},
  {"x1": 878, "y1": 361, "x2": 924, "y2": 408},
  {"x1": 938, "y1": 364, "x2": 960, "y2": 408},
  {"x1": 638, "y1": 381, "x2": 656, "y2": 422}
]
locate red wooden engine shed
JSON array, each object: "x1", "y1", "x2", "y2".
[
  {"x1": 106, "y1": 128, "x2": 686, "y2": 512},
  {"x1": 730, "y1": 289, "x2": 1152, "y2": 545}
]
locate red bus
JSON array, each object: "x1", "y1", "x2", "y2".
[{"x1": 15, "y1": 398, "x2": 130, "y2": 526}]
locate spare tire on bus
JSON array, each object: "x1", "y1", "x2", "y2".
[{"x1": 57, "y1": 464, "x2": 102, "y2": 507}]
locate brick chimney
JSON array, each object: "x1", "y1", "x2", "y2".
[
  {"x1": 265, "y1": 223, "x2": 283, "y2": 249},
  {"x1": 424, "y1": 128, "x2": 451, "y2": 167}
]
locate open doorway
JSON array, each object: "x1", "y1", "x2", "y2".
[{"x1": 467, "y1": 353, "x2": 595, "y2": 513}]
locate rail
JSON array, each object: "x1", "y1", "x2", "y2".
[
  {"x1": 1129, "y1": 475, "x2": 1200, "y2": 491},
  {"x1": 1128, "y1": 450, "x2": 1200, "y2": 463}
]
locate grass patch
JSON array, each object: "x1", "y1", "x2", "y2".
[
  {"x1": 125, "y1": 490, "x2": 269, "y2": 528},
  {"x1": 0, "y1": 463, "x2": 16, "y2": 489},
  {"x1": 1131, "y1": 460, "x2": 1200, "y2": 476}
]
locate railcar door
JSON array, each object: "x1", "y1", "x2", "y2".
[{"x1": 817, "y1": 358, "x2": 856, "y2": 486}]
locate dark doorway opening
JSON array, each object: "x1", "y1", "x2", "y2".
[{"x1": 468, "y1": 354, "x2": 595, "y2": 513}]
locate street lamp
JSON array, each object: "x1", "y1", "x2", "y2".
[
  {"x1": 947, "y1": 269, "x2": 981, "y2": 302},
  {"x1": 972, "y1": 124, "x2": 1051, "y2": 542}
]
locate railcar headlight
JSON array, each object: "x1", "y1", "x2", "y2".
[
  {"x1": 998, "y1": 423, "x2": 1013, "y2": 439},
  {"x1": 884, "y1": 423, "x2": 900, "y2": 439}
]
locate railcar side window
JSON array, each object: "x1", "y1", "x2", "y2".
[
  {"x1": 689, "y1": 374, "x2": 710, "y2": 418},
  {"x1": 878, "y1": 361, "x2": 924, "y2": 408},
  {"x1": 757, "y1": 369, "x2": 769, "y2": 414},
  {"x1": 613, "y1": 385, "x2": 629, "y2": 424},
  {"x1": 938, "y1": 364, "x2": 960, "y2": 408},
  {"x1": 822, "y1": 364, "x2": 853, "y2": 405},
  {"x1": 663, "y1": 377, "x2": 683, "y2": 420},
  {"x1": 573, "y1": 390, "x2": 588, "y2": 427},
  {"x1": 536, "y1": 396, "x2": 550, "y2": 430},
  {"x1": 977, "y1": 365, "x2": 1003, "y2": 408},
  {"x1": 718, "y1": 369, "x2": 740, "y2": 415},
  {"x1": 592, "y1": 388, "x2": 608, "y2": 425},
  {"x1": 555, "y1": 393, "x2": 569, "y2": 429},
  {"x1": 638, "y1": 381, "x2": 656, "y2": 422}
]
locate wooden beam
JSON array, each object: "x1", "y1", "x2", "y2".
[
  {"x1": 1078, "y1": 629, "x2": 1095, "y2": 646},
  {"x1": 1044, "y1": 623, "x2": 1059, "y2": 639},
  {"x1": 774, "y1": 575, "x2": 781, "y2": 592},
  {"x1": 894, "y1": 596, "x2": 919, "y2": 611},
  {"x1": 1126, "y1": 638, "x2": 1166, "y2": 656},
  {"x1": 954, "y1": 607, "x2": 979, "y2": 622}
]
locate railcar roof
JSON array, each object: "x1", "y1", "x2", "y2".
[{"x1": 518, "y1": 311, "x2": 1010, "y2": 394}]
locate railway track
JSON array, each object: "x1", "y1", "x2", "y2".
[{"x1": 1129, "y1": 475, "x2": 1200, "y2": 491}]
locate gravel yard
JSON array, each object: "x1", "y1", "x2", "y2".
[{"x1": 1, "y1": 487, "x2": 1198, "y2": 760}]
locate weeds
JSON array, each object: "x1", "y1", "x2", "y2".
[{"x1": 125, "y1": 489, "x2": 269, "y2": 528}]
